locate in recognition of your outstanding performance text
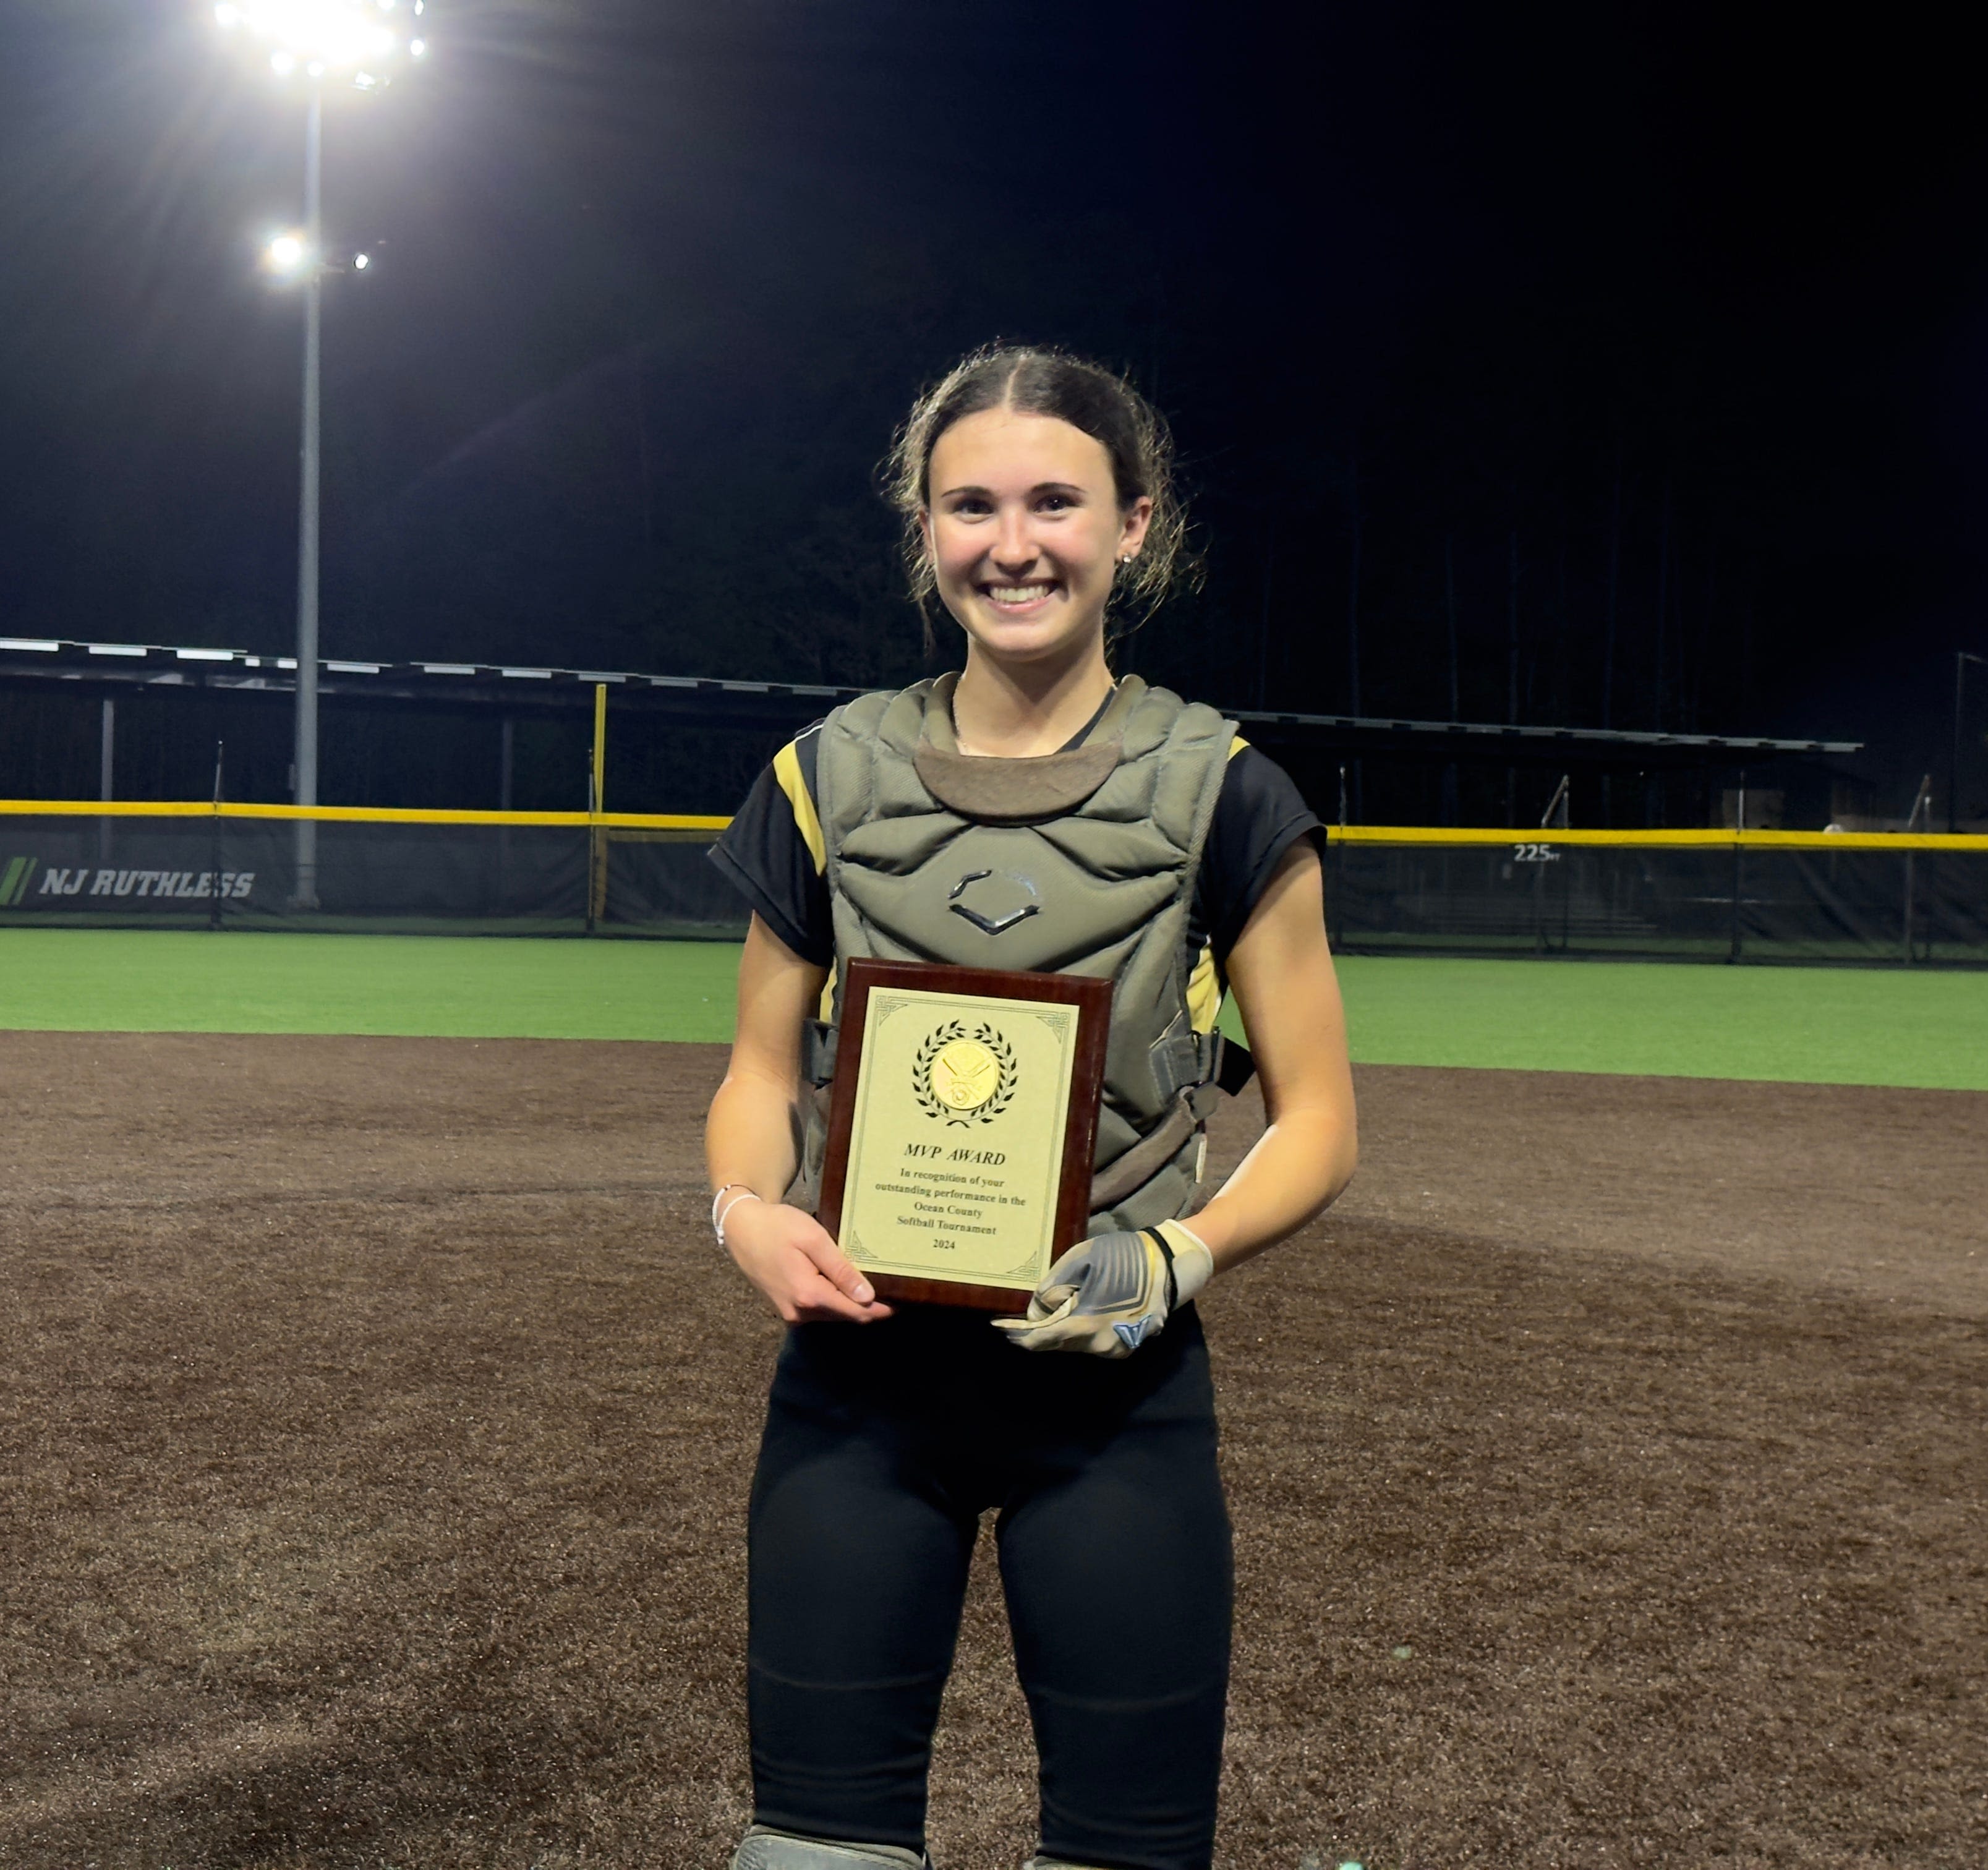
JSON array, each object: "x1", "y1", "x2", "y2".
[{"x1": 837, "y1": 986, "x2": 1078, "y2": 1291}]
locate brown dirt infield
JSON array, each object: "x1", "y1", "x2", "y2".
[{"x1": 1, "y1": 1032, "x2": 1983, "y2": 1870}]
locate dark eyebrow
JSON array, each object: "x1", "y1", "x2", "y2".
[{"x1": 936, "y1": 481, "x2": 1088, "y2": 500}]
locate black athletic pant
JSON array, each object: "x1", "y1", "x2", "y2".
[{"x1": 746, "y1": 1302, "x2": 1232, "y2": 1870}]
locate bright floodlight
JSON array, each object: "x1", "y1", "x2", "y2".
[
  {"x1": 215, "y1": 0, "x2": 430, "y2": 86},
  {"x1": 353, "y1": 250, "x2": 370, "y2": 269},
  {"x1": 265, "y1": 231, "x2": 309, "y2": 273}
]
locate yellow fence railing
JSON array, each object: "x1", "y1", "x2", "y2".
[
  {"x1": 5, "y1": 802, "x2": 1988, "y2": 853},
  {"x1": 0, "y1": 800, "x2": 730, "y2": 832},
  {"x1": 1323, "y1": 825, "x2": 1988, "y2": 853}
]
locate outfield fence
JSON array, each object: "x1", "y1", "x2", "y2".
[
  {"x1": 4, "y1": 804, "x2": 1987, "y2": 965},
  {"x1": 0, "y1": 803, "x2": 741, "y2": 939},
  {"x1": 1325, "y1": 827, "x2": 1988, "y2": 965}
]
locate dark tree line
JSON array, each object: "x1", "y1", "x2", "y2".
[{"x1": 4, "y1": 0, "x2": 1980, "y2": 821}]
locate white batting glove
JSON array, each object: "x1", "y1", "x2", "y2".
[{"x1": 992, "y1": 1218, "x2": 1214, "y2": 1358}]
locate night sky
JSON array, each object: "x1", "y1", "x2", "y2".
[{"x1": 4, "y1": 1, "x2": 1986, "y2": 812}]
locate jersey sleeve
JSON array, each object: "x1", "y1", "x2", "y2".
[
  {"x1": 1196, "y1": 741, "x2": 1325, "y2": 963},
  {"x1": 707, "y1": 722, "x2": 834, "y2": 966}
]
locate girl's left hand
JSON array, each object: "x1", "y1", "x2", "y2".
[{"x1": 992, "y1": 1219, "x2": 1213, "y2": 1357}]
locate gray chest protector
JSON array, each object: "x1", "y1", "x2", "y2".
[{"x1": 798, "y1": 672, "x2": 1242, "y2": 1236}]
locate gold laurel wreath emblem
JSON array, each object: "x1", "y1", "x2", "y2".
[{"x1": 912, "y1": 1020, "x2": 1020, "y2": 1126}]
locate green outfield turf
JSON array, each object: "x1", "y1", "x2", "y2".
[
  {"x1": 1, "y1": 928, "x2": 1985, "y2": 1089},
  {"x1": 1294, "y1": 955, "x2": 1988, "y2": 1090},
  {"x1": 0, "y1": 929, "x2": 741, "y2": 1043}
]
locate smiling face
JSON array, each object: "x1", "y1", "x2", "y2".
[{"x1": 921, "y1": 406, "x2": 1152, "y2": 668}]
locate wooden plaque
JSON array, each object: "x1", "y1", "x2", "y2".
[{"x1": 817, "y1": 958, "x2": 1113, "y2": 1313}]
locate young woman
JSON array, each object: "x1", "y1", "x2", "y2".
[{"x1": 704, "y1": 347, "x2": 1358, "y2": 1870}]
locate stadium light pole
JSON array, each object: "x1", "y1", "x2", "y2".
[
  {"x1": 296, "y1": 88, "x2": 323, "y2": 906},
  {"x1": 216, "y1": 1, "x2": 429, "y2": 906},
  {"x1": 1955, "y1": 651, "x2": 1987, "y2": 835}
]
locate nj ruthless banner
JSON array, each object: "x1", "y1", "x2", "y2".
[
  {"x1": 0, "y1": 814, "x2": 748, "y2": 934},
  {"x1": 0, "y1": 819, "x2": 255, "y2": 924},
  {"x1": 0, "y1": 816, "x2": 590, "y2": 931},
  {"x1": 5, "y1": 861, "x2": 257, "y2": 905}
]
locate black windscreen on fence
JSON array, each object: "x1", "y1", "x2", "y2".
[
  {"x1": 1325, "y1": 838, "x2": 1988, "y2": 965},
  {"x1": 3, "y1": 813, "x2": 1985, "y2": 965},
  {"x1": 0, "y1": 815, "x2": 749, "y2": 939},
  {"x1": 602, "y1": 832, "x2": 755, "y2": 935}
]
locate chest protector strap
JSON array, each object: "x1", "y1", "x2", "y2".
[{"x1": 795, "y1": 673, "x2": 1242, "y2": 1237}]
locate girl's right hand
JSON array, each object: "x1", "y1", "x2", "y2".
[{"x1": 720, "y1": 1198, "x2": 895, "y2": 1326}]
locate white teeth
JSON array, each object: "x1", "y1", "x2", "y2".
[{"x1": 987, "y1": 585, "x2": 1052, "y2": 604}]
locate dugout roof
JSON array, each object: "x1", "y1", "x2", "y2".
[{"x1": 0, "y1": 635, "x2": 1862, "y2": 769}]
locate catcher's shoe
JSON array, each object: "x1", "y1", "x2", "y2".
[{"x1": 728, "y1": 1825, "x2": 930, "y2": 1869}]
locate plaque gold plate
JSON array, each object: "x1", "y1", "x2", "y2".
[{"x1": 817, "y1": 958, "x2": 1113, "y2": 1313}]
